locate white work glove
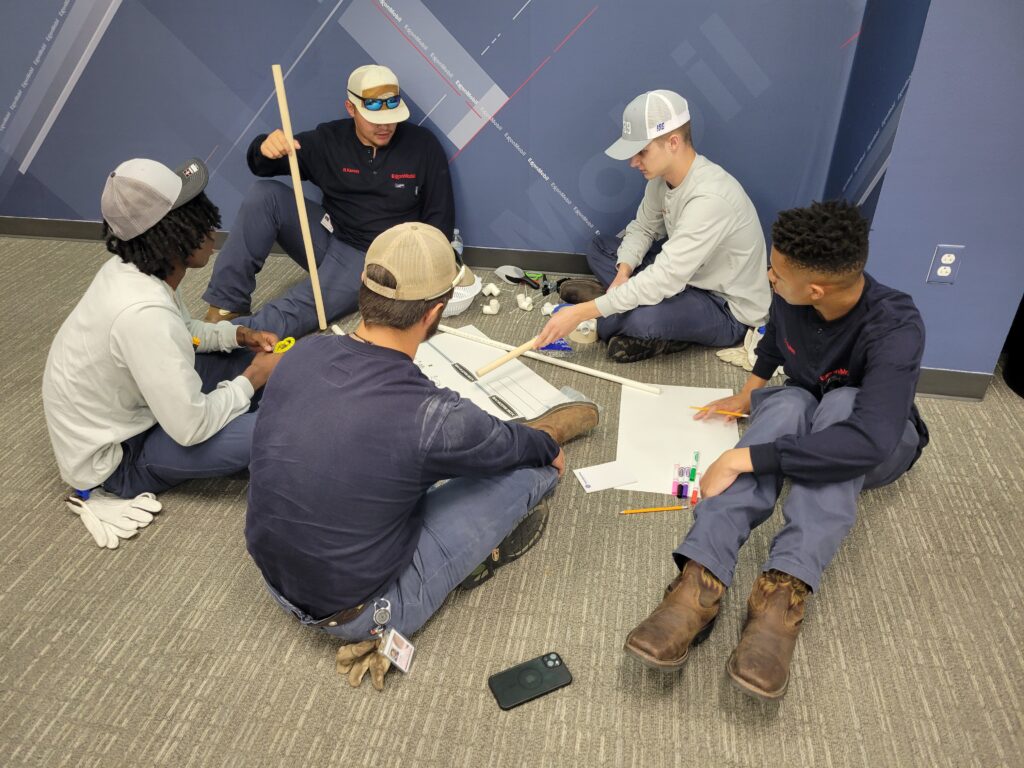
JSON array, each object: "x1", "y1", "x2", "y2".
[{"x1": 65, "y1": 489, "x2": 162, "y2": 549}]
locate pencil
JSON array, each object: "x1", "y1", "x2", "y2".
[
  {"x1": 620, "y1": 505, "x2": 685, "y2": 515},
  {"x1": 689, "y1": 405, "x2": 749, "y2": 418}
]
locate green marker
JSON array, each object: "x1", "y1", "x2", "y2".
[{"x1": 690, "y1": 451, "x2": 700, "y2": 481}]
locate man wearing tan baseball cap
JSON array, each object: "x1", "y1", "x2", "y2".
[
  {"x1": 203, "y1": 64, "x2": 456, "y2": 339},
  {"x1": 245, "y1": 222, "x2": 598, "y2": 690}
]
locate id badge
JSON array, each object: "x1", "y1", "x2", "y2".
[
  {"x1": 321, "y1": 213, "x2": 333, "y2": 233},
  {"x1": 379, "y1": 627, "x2": 416, "y2": 674}
]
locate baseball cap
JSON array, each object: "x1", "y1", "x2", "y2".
[
  {"x1": 101, "y1": 157, "x2": 209, "y2": 240},
  {"x1": 347, "y1": 64, "x2": 410, "y2": 124},
  {"x1": 363, "y1": 222, "x2": 475, "y2": 301},
  {"x1": 605, "y1": 90, "x2": 691, "y2": 161}
]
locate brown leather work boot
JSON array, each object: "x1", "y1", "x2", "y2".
[
  {"x1": 204, "y1": 305, "x2": 242, "y2": 323},
  {"x1": 557, "y1": 278, "x2": 605, "y2": 304},
  {"x1": 523, "y1": 401, "x2": 599, "y2": 445},
  {"x1": 727, "y1": 570, "x2": 809, "y2": 701},
  {"x1": 623, "y1": 559, "x2": 725, "y2": 671}
]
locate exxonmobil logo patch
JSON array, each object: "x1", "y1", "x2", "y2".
[
  {"x1": 391, "y1": 172, "x2": 416, "y2": 180},
  {"x1": 342, "y1": 167, "x2": 360, "y2": 174}
]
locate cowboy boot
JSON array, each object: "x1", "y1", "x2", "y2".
[
  {"x1": 727, "y1": 570, "x2": 809, "y2": 701},
  {"x1": 623, "y1": 559, "x2": 725, "y2": 671}
]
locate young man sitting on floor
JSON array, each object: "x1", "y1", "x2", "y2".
[
  {"x1": 42, "y1": 158, "x2": 281, "y2": 549},
  {"x1": 623, "y1": 200, "x2": 929, "y2": 700},
  {"x1": 537, "y1": 89, "x2": 770, "y2": 362},
  {"x1": 245, "y1": 222, "x2": 599, "y2": 690}
]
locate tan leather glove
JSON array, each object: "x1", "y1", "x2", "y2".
[{"x1": 336, "y1": 639, "x2": 392, "y2": 691}]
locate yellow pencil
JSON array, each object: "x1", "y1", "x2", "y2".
[
  {"x1": 620, "y1": 505, "x2": 685, "y2": 515},
  {"x1": 689, "y1": 405, "x2": 749, "y2": 418}
]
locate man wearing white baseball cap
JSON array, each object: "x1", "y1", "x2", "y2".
[
  {"x1": 202, "y1": 64, "x2": 456, "y2": 339},
  {"x1": 42, "y1": 157, "x2": 282, "y2": 549},
  {"x1": 538, "y1": 90, "x2": 771, "y2": 362},
  {"x1": 245, "y1": 222, "x2": 598, "y2": 689}
]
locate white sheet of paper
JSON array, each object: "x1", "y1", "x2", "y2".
[
  {"x1": 415, "y1": 325, "x2": 569, "y2": 420},
  {"x1": 573, "y1": 461, "x2": 637, "y2": 493},
  {"x1": 616, "y1": 385, "x2": 740, "y2": 494}
]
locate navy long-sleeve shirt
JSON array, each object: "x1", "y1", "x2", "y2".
[
  {"x1": 247, "y1": 119, "x2": 454, "y2": 251},
  {"x1": 244, "y1": 335, "x2": 558, "y2": 619},
  {"x1": 748, "y1": 273, "x2": 929, "y2": 483}
]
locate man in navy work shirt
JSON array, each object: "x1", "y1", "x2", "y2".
[
  {"x1": 203, "y1": 64, "x2": 455, "y2": 338},
  {"x1": 623, "y1": 200, "x2": 929, "y2": 701},
  {"x1": 245, "y1": 222, "x2": 599, "y2": 690}
]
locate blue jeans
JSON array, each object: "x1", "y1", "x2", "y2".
[
  {"x1": 675, "y1": 386, "x2": 921, "y2": 592},
  {"x1": 265, "y1": 465, "x2": 559, "y2": 640},
  {"x1": 202, "y1": 180, "x2": 365, "y2": 339},
  {"x1": 102, "y1": 349, "x2": 257, "y2": 498},
  {"x1": 586, "y1": 234, "x2": 747, "y2": 348}
]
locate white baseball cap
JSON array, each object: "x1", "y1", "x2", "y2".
[
  {"x1": 101, "y1": 157, "x2": 209, "y2": 240},
  {"x1": 605, "y1": 90, "x2": 691, "y2": 161},
  {"x1": 347, "y1": 64, "x2": 410, "y2": 125}
]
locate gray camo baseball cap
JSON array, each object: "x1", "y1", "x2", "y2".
[{"x1": 101, "y1": 157, "x2": 209, "y2": 240}]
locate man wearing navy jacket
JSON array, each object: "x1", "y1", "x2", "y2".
[
  {"x1": 623, "y1": 200, "x2": 929, "y2": 701},
  {"x1": 203, "y1": 64, "x2": 455, "y2": 338}
]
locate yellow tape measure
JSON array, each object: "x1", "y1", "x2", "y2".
[{"x1": 273, "y1": 337, "x2": 295, "y2": 354}]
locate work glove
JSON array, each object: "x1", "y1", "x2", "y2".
[
  {"x1": 336, "y1": 639, "x2": 392, "y2": 691},
  {"x1": 65, "y1": 489, "x2": 162, "y2": 549}
]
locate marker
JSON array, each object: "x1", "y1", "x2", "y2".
[
  {"x1": 690, "y1": 451, "x2": 700, "y2": 482},
  {"x1": 689, "y1": 405, "x2": 749, "y2": 418},
  {"x1": 690, "y1": 489, "x2": 699, "y2": 506},
  {"x1": 681, "y1": 481, "x2": 688, "y2": 497},
  {"x1": 620, "y1": 505, "x2": 685, "y2": 515}
]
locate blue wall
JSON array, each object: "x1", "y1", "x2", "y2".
[
  {"x1": 1, "y1": 0, "x2": 864, "y2": 253},
  {"x1": 863, "y1": 0, "x2": 1024, "y2": 375}
]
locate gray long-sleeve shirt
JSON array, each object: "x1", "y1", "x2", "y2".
[{"x1": 594, "y1": 155, "x2": 771, "y2": 328}]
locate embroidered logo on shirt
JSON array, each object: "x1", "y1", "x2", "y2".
[
  {"x1": 784, "y1": 338, "x2": 797, "y2": 355},
  {"x1": 391, "y1": 172, "x2": 416, "y2": 180},
  {"x1": 342, "y1": 167, "x2": 360, "y2": 174}
]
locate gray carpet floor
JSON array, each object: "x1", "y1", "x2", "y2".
[{"x1": 1, "y1": 236, "x2": 1022, "y2": 768}]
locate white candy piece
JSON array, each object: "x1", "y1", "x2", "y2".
[
  {"x1": 541, "y1": 301, "x2": 557, "y2": 316},
  {"x1": 481, "y1": 282, "x2": 500, "y2": 297},
  {"x1": 481, "y1": 298, "x2": 500, "y2": 315},
  {"x1": 515, "y1": 293, "x2": 534, "y2": 311}
]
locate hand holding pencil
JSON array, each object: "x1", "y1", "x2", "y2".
[{"x1": 692, "y1": 392, "x2": 752, "y2": 423}]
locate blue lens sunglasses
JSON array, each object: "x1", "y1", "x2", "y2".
[{"x1": 348, "y1": 90, "x2": 401, "y2": 111}]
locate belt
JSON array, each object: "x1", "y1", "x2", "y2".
[{"x1": 310, "y1": 601, "x2": 369, "y2": 628}]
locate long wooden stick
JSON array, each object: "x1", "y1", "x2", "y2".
[
  {"x1": 476, "y1": 337, "x2": 537, "y2": 377},
  {"x1": 438, "y1": 324, "x2": 661, "y2": 394},
  {"x1": 271, "y1": 64, "x2": 327, "y2": 330}
]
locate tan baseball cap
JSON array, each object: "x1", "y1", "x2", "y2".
[
  {"x1": 101, "y1": 157, "x2": 208, "y2": 240},
  {"x1": 363, "y1": 223, "x2": 475, "y2": 301},
  {"x1": 347, "y1": 64, "x2": 410, "y2": 124},
  {"x1": 605, "y1": 90, "x2": 691, "y2": 160}
]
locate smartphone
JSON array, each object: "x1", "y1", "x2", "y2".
[{"x1": 488, "y1": 652, "x2": 572, "y2": 710}]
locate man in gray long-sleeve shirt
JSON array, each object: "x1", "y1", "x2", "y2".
[{"x1": 539, "y1": 90, "x2": 771, "y2": 363}]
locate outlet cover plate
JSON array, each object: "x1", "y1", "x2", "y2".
[{"x1": 926, "y1": 244, "x2": 964, "y2": 284}]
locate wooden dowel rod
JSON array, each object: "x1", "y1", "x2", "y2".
[
  {"x1": 271, "y1": 64, "x2": 327, "y2": 330},
  {"x1": 475, "y1": 337, "x2": 537, "y2": 377},
  {"x1": 438, "y1": 325, "x2": 661, "y2": 394}
]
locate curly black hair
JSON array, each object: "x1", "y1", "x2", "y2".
[
  {"x1": 771, "y1": 199, "x2": 869, "y2": 276},
  {"x1": 104, "y1": 192, "x2": 221, "y2": 279}
]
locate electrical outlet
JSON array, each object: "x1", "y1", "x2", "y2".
[{"x1": 926, "y1": 244, "x2": 965, "y2": 284}]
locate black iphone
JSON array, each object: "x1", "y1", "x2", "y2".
[{"x1": 488, "y1": 652, "x2": 572, "y2": 710}]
